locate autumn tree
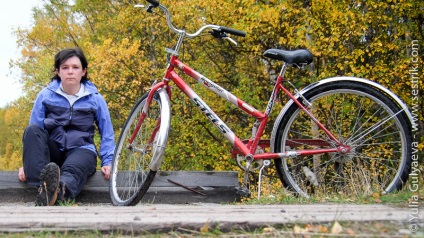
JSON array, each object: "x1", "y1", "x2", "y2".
[{"x1": 3, "y1": 0, "x2": 422, "y2": 172}]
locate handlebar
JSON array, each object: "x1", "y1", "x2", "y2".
[
  {"x1": 140, "y1": 0, "x2": 246, "y2": 39},
  {"x1": 219, "y1": 27, "x2": 246, "y2": 37},
  {"x1": 146, "y1": 0, "x2": 159, "y2": 7}
]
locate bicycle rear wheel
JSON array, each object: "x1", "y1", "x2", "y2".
[
  {"x1": 110, "y1": 90, "x2": 170, "y2": 206},
  {"x1": 273, "y1": 81, "x2": 412, "y2": 198}
]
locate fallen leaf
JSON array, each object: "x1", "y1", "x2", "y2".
[
  {"x1": 346, "y1": 228, "x2": 355, "y2": 235},
  {"x1": 307, "y1": 224, "x2": 328, "y2": 233},
  {"x1": 305, "y1": 224, "x2": 314, "y2": 231},
  {"x1": 263, "y1": 227, "x2": 275, "y2": 233},
  {"x1": 331, "y1": 221, "x2": 343, "y2": 234},
  {"x1": 294, "y1": 225, "x2": 308, "y2": 234},
  {"x1": 372, "y1": 192, "x2": 380, "y2": 200},
  {"x1": 318, "y1": 225, "x2": 328, "y2": 233},
  {"x1": 200, "y1": 223, "x2": 209, "y2": 233}
]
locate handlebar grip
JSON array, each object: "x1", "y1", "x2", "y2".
[
  {"x1": 219, "y1": 27, "x2": 246, "y2": 37},
  {"x1": 146, "y1": 0, "x2": 159, "y2": 7}
]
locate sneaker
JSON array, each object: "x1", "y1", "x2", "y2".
[{"x1": 35, "y1": 162, "x2": 60, "y2": 206}]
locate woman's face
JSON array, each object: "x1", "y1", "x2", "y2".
[{"x1": 56, "y1": 56, "x2": 87, "y2": 88}]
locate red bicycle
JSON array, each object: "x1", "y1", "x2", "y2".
[{"x1": 110, "y1": 0, "x2": 413, "y2": 206}]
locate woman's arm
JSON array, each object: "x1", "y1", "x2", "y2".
[{"x1": 95, "y1": 94, "x2": 115, "y2": 179}]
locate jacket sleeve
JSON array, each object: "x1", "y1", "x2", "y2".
[
  {"x1": 95, "y1": 94, "x2": 115, "y2": 167},
  {"x1": 29, "y1": 90, "x2": 46, "y2": 128}
]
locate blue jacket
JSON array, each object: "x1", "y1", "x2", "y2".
[{"x1": 29, "y1": 80, "x2": 115, "y2": 166}]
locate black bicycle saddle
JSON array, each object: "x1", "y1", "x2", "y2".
[{"x1": 263, "y1": 49, "x2": 313, "y2": 66}]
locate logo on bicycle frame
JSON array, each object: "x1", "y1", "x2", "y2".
[
  {"x1": 193, "y1": 97, "x2": 228, "y2": 134},
  {"x1": 201, "y1": 77, "x2": 224, "y2": 93}
]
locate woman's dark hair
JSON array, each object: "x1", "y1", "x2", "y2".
[{"x1": 51, "y1": 47, "x2": 89, "y2": 82}]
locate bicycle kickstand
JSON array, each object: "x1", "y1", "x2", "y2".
[{"x1": 257, "y1": 160, "x2": 271, "y2": 199}]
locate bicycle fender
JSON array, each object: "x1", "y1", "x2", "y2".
[
  {"x1": 270, "y1": 76, "x2": 414, "y2": 153},
  {"x1": 149, "y1": 88, "x2": 171, "y2": 171}
]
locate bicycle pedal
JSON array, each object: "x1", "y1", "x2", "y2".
[{"x1": 235, "y1": 186, "x2": 251, "y2": 197}]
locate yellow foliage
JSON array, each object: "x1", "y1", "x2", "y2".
[{"x1": 3, "y1": 0, "x2": 423, "y2": 174}]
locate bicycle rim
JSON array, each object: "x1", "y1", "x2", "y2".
[
  {"x1": 110, "y1": 92, "x2": 163, "y2": 206},
  {"x1": 274, "y1": 81, "x2": 412, "y2": 198}
]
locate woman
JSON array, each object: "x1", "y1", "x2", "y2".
[{"x1": 18, "y1": 47, "x2": 115, "y2": 206}]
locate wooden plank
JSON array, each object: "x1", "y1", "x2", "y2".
[
  {"x1": 154, "y1": 171, "x2": 239, "y2": 187},
  {"x1": 0, "y1": 204, "x2": 416, "y2": 233},
  {"x1": 0, "y1": 186, "x2": 241, "y2": 204},
  {"x1": 0, "y1": 171, "x2": 239, "y2": 188},
  {"x1": 0, "y1": 171, "x2": 241, "y2": 204}
]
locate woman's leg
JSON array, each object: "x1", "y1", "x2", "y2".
[
  {"x1": 59, "y1": 148, "x2": 97, "y2": 199},
  {"x1": 22, "y1": 124, "x2": 64, "y2": 186},
  {"x1": 22, "y1": 125, "x2": 51, "y2": 186}
]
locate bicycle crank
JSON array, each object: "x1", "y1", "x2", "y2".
[
  {"x1": 236, "y1": 146, "x2": 264, "y2": 171},
  {"x1": 235, "y1": 154, "x2": 255, "y2": 197}
]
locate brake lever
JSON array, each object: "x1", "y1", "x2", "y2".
[
  {"x1": 134, "y1": 4, "x2": 155, "y2": 13},
  {"x1": 224, "y1": 37, "x2": 238, "y2": 46},
  {"x1": 210, "y1": 30, "x2": 239, "y2": 46}
]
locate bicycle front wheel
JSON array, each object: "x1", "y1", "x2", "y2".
[
  {"x1": 273, "y1": 81, "x2": 412, "y2": 198},
  {"x1": 110, "y1": 90, "x2": 170, "y2": 206}
]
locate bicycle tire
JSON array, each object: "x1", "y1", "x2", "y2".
[
  {"x1": 273, "y1": 81, "x2": 412, "y2": 198},
  {"x1": 110, "y1": 90, "x2": 170, "y2": 206}
]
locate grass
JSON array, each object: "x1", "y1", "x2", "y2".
[
  {"x1": 56, "y1": 198, "x2": 77, "y2": 206},
  {"x1": 243, "y1": 188, "x2": 420, "y2": 207},
  {"x1": 240, "y1": 166, "x2": 424, "y2": 208}
]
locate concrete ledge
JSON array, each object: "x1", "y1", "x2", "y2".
[{"x1": 0, "y1": 171, "x2": 241, "y2": 204}]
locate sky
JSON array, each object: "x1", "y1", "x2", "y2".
[{"x1": 0, "y1": 0, "x2": 39, "y2": 108}]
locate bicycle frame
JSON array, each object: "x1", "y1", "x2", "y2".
[
  {"x1": 129, "y1": 52, "x2": 349, "y2": 161},
  {"x1": 127, "y1": 1, "x2": 352, "y2": 162}
]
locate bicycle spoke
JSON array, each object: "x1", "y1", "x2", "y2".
[
  {"x1": 348, "y1": 109, "x2": 404, "y2": 145},
  {"x1": 349, "y1": 97, "x2": 367, "y2": 138},
  {"x1": 351, "y1": 121, "x2": 396, "y2": 146}
]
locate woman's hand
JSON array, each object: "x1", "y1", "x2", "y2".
[
  {"x1": 101, "y1": 165, "x2": 112, "y2": 180},
  {"x1": 18, "y1": 167, "x2": 26, "y2": 182}
]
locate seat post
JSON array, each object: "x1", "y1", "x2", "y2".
[{"x1": 279, "y1": 63, "x2": 288, "y2": 78}]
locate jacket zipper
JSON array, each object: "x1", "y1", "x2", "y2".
[
  {"x1": 66, "y1": 103, "x2": 73, "y2": 150},
  {"x1": 52, "y1": 84, "x2": 92, "y2": 150}
]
